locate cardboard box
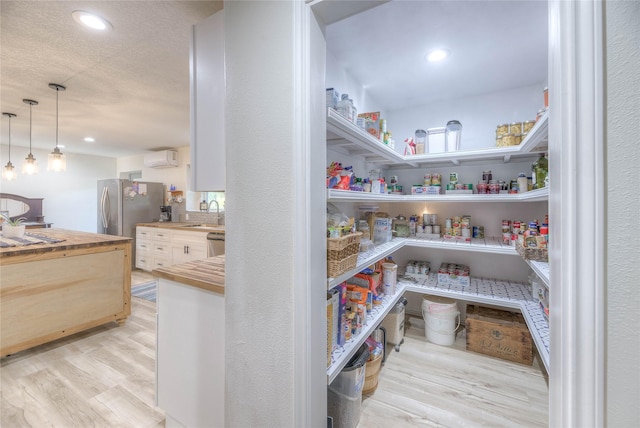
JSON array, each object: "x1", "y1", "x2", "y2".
[
  {"x1": 465, "y1": 305, "x2": 533, "y2": 365},
  {"x1": 358, "y1": 112, "x2": 381, "y2": 139},
  {"x1": 437, "y1": 272, "x2": 470, "y2": 287},
  {"x1": 411, "y1": 186, "x2": 442, "y2": 195},
  {"x1": 327, "y1": 289, "x2": 339, "y2": 352}
]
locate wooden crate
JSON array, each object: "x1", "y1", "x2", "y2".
[{"x1": 465, "y1": 305, "x2": 533, "y2": 365}]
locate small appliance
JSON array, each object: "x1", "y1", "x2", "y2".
[{"x1": 160, "y1": 205, "x2": 172, "y2": 222}]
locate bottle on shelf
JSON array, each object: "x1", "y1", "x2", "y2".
[{"x1": 531, "y1": 153, "x2": 548, "y2": 189}]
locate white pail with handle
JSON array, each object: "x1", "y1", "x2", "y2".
[{"x1": 421, "y1": 296, "x2": 460, "y2": 346}]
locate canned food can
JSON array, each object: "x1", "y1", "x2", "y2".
[
  {"x1": 424, "y1": 173, "x2": 432, "y2": 186},
  {"x1": 431, "y1": 173, "x2": 442, "y2": 186},
  {"x1": 461, "y1": 228, "x2": 471, "y2": 238},
  {"x1": 445, "y1": 218, "x2": 452, "y2": 228},
  {"x1": 455, "y1": 183, "x2": 465, "y2": 190},
  {"x1": 433, "y1": 225, "x2": 441, "y2": 234},
  {"x1": 424, "y1": 225, "x2": 433, "y2": 234},
  {"x1": 430, "y1": 214, "x2": 438, "y2": 225},
  {"x1": 446, "y1": 183, "x2": 455, "y2": 190}
]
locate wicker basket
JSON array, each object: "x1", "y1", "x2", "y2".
[
  {"x1": 362, "y1": 353, "x2": 383, "y2": 395},
  {"x1": 327, "y1": 232, "x2": 362, "y2": 277},
  {"x1": 515, "y1": 240, "x2": 548, "y2": 262}
]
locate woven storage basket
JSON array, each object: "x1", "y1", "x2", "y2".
[
  {"x1": 327, "y1": 232, "x2": 362, "y2": 277},
  {"x1": 362, "y1": 352, "x2": 383, "y2": 395},
  {"x1": 515, "y1": 240, "x2": 548, "y2": 262}
]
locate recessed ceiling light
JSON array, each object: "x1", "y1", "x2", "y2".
[
  {"x1": 426, "y1": 49, "x2": 450, "y2": 62},
  {"x1": 72, "y1": 11, "x2": 112, "y2": 31},
  {"x1": 84, "y1": 137, "x2": 95, "y2": 142}
]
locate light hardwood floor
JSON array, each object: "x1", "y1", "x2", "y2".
[
  {"x1": 2, "y1": 271, "x2": 548, "y2": 427},
  {"x1": 359, "y1": 316, "x2": 549, "y2": 427}
]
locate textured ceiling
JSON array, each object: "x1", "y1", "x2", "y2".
[
  {"x1": 0, "y1": 0, "x2": 222, "y2": 158},
  {"x1": 1, "y1": 1, "x2": 547, "y2": 159}
]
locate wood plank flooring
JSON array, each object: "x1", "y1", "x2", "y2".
[
  {"x1": 1, "y1": 271, "x2": 164, "y2": 428},
  {"x1": 359, "y1": 316, "x2": 549, "y2": 427},
  {"x1": 1, "y1": 269, "x2": 548, "y2": 427}
]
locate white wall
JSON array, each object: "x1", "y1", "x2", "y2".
[
  {"x1": 116, "y1": 145, "x2": 190, "y2": 196},
  {"x1": 0, "y1": 145, "x2": 115, "y2": 231},
  {"x1": 606, "y1": 0, "x2": 640, "y2": 425},
  {"x1": 386, "y1": 83, "x2": 546, "y2": 152}
]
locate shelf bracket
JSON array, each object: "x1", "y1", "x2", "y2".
[
  {"x1": 451, "y1": 159, "x2": 460, "y2": 166},
  {"x1": 503, "y1": 154, "x2": 512, "y2": 163}
]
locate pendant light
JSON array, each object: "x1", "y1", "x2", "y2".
[
  {"x1": 22, "y1": 99, "x2": 39, "y2": 175},
  {"x1": 47, "y1": 83, "x2": 67, "y2": 172},
  {"x1": 2, "y1": 112, "x2": 17, "y2": 181}
]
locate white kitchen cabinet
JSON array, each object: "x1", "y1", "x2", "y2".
[
  {"x1": 190, "y1": 9, "x2": 225, "y2": 192},
  {"x1": 136, "y1": 227, "x2": 209, "y2": 271},
  {"x1": 325, "y1": 109, "x2": 552, "y2": 380},
  {"x1": 171, "y1": 230, "x2": 209, "y2": 266},
  {"x1": 156, "y1": 278, "x2": 225, "y2": 428}
]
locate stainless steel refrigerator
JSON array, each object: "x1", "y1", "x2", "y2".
[{"x1": 97, "y1": 179, "x2": 165, "y2": 266}]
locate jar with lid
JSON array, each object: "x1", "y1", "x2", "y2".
[
  {"x1": 531, "y1": 153, "x2": 548, "y2": 189},
  {"x1": 482, "y1": 170, "x2": 493, "y2": 182},
  {"x1": 510, "y1": 122, "x2": 523, "y2": 134},
  {"x1": 476, "y1": 181, "x2": 488, "y2": 194},
  {"x1": 523, "y1": 120, "x2": 536, "y2": 134},
  {"x1": 502, "y1": 133, "x2": 517, "y2": 146},
  {"x1": 488, "y1": 180, "x2": 500, "y2": 194},
  {"x1": 415, "y1": 129, "x2": 427, "y2": 154},
  {"x1": 496, "y1": 123, "x2": 509, "y2": 137},
  {"x1": 445, "y1": 120, "x2": 462, "y2": 152},
  {"x1": 517, "y1": 173, "x2": 528, "y2": 193}
]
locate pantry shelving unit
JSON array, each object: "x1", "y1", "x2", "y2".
[
  {"x1": 326, "y1": 106, "x2": 552, "y2": 378},
  {"x1": 326, "y1": 108, "x2": 548, "y2": 167},
  {"x1": 327, "y1": 284, "x2": 407, "y2": 383},
  {"x1": 328, "y1": 187, "x2": 549, "y2": 202}
]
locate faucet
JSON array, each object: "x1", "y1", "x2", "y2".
[{"x1": 207, "y1": 199, "x2": 220, "y2": 226}]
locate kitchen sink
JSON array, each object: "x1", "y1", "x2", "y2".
[{"x1": 182, "y1": 224, "x2": 223, "y2": 230}]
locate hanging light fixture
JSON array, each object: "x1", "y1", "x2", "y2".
[
  {"x1": 22, "y1": 99, "x2": 39, "y2": 175},
  {"x1": 2, "y1": 112, "x2": 17, "y2": 181},
  {"x1": 47, "y1": 83, "x2": 67, "y2": 172}
]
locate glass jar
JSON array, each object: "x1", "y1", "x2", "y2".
[
  {"x1": 523, "y1": 120, "x2": 536, "y2": 134},
  {"x1": 488, "y1": 180, "x2": 500, "y2": 194},
  {"x1": 510, "y1": 122, "x2": 522, "y2": 134},
  {"x1": 496, "y1": 123, "x2": 509, "y2": 136},
  {"x1": 501, "y1": 133, "x2": 516, "y2": 146},
  {"x1": 482, "y1": 170, "x2": 493, "y2": 182},
  {"x1": 445, "y1": 120, "x2": 462, "y2": 152},
  {"x1": 477, "y1": 181, "x2": 488, "y2": 194}
]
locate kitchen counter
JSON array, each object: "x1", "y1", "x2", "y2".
[
  {"x1": 152, "y1": 255, "x2": 225, "y2": 295},
  {"x1": 136, "y1": 222, "x2": 225, "y2": 233},
  {"x1": 0, "y1": 228, "x2": 131, "y2": 257},
  {"x1": 1, "y1": 229, "x2": 132, "y2": 356}
]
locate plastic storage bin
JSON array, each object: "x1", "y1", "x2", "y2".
[
  {"x1": 327, "y1": 343, "x2": 369, "y2": 428},
  {"x1": 381, "y1": 297, "x2": 408, "y2": 350}
]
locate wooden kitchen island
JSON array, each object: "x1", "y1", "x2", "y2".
[{"x1": 0, "y1": 229, "x2": 132, "y2": 356}]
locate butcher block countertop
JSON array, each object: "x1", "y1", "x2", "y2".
[
  {"x1": 152, "y1": 255, "x2": 225, "y2": 295},
  {"x1": 0, "y1": 229, "x2": 132, "y2": 258},
  {"x1": 136, "y1": 222, "x2": 225, "y2": 233}
]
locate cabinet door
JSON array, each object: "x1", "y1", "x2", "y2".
[
  {"x1": 172, "y1": 231, "x2": 209, "y2": 265},
  {"x1": 190, "y1": 9, "x2": 225, "y2": 192}
]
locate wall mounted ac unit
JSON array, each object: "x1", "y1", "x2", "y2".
[{"x1": 144, "y1": 150, "x2": 179, "y2": 168}]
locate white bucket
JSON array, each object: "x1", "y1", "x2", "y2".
[
  {"x1": 382, "y1": 263, "x2": 397, "y2": 295},
  {"x1": 421, "y1": 296, "x2": 460, "y2": 346}
]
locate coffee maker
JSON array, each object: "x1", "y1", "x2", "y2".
[{"x1": 159, "y1": 205, "x2": 172, "y2": 222}]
